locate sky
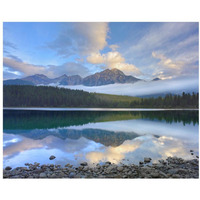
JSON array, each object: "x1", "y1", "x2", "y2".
[{"x1": 3, "y1": 22, "x2": 199, "y2": 81}]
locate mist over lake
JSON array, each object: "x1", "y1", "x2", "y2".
[{"x1": 55, "y1": 76, "x2": 199, "y2": 97}]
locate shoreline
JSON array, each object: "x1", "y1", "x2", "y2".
[
  {"x1": 3, "y1": 107, "x2": 199, "y2": 111},
  {"x1": 3, "y1": 156, "x2": 199, "y2": 179}
]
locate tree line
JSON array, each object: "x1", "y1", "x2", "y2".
[{"x1": 3, "y1": 85, "x2": 199, "y2": 108}]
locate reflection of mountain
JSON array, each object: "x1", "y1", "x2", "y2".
[
  {"x1": 3, "y1": 110, "x2": 198, "y2": 130},
  {"x1": 4, "y1": 128, "x2": 141, "y2": 147}
]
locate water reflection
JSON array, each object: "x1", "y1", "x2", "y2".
[
  {"x1": 4, "y1": 132, "x2": 198, "y2": 168},
  {"x1": 3, "y1": 110, "x2": 199, "y2": 168},
  {"x1": 3, "y1": 110, "x2": 199, "y2": 130}
]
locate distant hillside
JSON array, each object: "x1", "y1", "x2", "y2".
[
  {"x1": 3, "y1": 85, "x2": 199, "y2": 108},
  {"x1": 3, "y1": 79, "x2": 34, "y2": 85}
]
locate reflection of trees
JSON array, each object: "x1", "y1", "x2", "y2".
[
  {"x1": 140, "y1": 111, "x2": 199, "y2": 126},
  {"x1": 3, "y1": 110, "x2": 198, "y2": 130},
  {"x1": 4, "y1": 129, "x2": 140, "y2": 147}
]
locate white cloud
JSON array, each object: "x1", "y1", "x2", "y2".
[
  {"x1": 3, "y1": 57, "x2": 47, "y2": 76},
  {"x1": 48, "y1": 22, "x2": 109, "y2": 57},
  {"x1": 3, "y1": 57, "x2": 90, "y2": 79},
  {"x1": 87, "y1": 51, "x2": 142, "y2": 76},
  {"x1": 152, "y1": 51, "x2": 198, "y2": 79},
  {"x1": 87, "y1": 53, "x2": 104, "y2": 64},
  {"x1": 109, "y1": 44, "x2": 119, "y2": 51}
]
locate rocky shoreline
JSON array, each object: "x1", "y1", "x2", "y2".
[{"x1": 3, "y1": 156, "x2": 199, "y2": 179}]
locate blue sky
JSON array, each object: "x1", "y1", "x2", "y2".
[{"x1": 3, "y1": 22, "x2": 199, "y2": 80}]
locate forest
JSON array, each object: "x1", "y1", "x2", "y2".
[{"x1": 3, "y1": 85, "x2": 199, "y2": 108}]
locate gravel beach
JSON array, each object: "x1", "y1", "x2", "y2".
[{"x1": 3, "y1": 156, "x2": 199, "y2": 179}]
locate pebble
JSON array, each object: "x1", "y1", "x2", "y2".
[
  {"x1": 39, "y1": 172, "x2": 47, "y2": 178},
  {"x1": 80, "y1": 162, "x2": 88, "y2": 166},
  {"x1": 5, "y1": 166, "x2": 12, "y2": 171},
  {"x1": 117, "y1": 166, "x2": 123, "y2": 172},
  {"x1": 49, "y1": 155, "x2": 56, "y2": 160},
  {"x1": 69, "y1": 172, "x2": 75, "y2": 178},
  {"x1": 144, "y1": 158, "x2": 151, "y2": 163}
]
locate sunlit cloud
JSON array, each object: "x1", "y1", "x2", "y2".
[
  {"x1": 48, "y1": 22, "x2": 109, "y2": 57},
  {"x1": 3, "y1": 57, "x2": 47, "y2": 76},
  {"x1": 109, "y1": 44, "x2": 119, "y2": 51},
  {"x1": 87, "y1": 51, "x2": 142, "y2": 76},
  {"x1": 152, "y1": 51, "x2": 198, "y2": 79}
]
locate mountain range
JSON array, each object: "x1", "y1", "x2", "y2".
[{"x1": 4, "y1": 68, "x2": 142, "y2": 87}]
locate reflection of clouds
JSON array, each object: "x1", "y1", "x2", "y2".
[
  {"x1": 3, "y1": 132, "x2": 198, "y2": 168},
  {"x1": 86, "y1": 135, "x2": 198, "y2": 164},
  {"x1": 86, "y1": 139, "x2": 142, "y2": 164},
  {"x1": 153, "y1": 136, "x2": 193, "y2": 160},
  {"x1": 4, "y1": 134, "x2": 102, "y2": 158}
]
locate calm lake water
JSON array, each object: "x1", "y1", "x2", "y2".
[{"x1": 3, "y1": 109, "x2": 199, "y2": 168}]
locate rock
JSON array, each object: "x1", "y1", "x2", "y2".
[
  {"x1": 117, "y1": 166, "x2": 123, "y2": 172},
  {"x1": 69, "y1": 172, "x2": 75, "y2": 178},
  {"x1": 50, "y1": 173, "x2": 57, "y2": 178},
  {"x1": 39, "y1": 172, "x2": 47, "y2": 178},
  {"x1": 105, "y1": 161, "x2": 111, "y2": 165},
  {"x1": 150, "y1": 172, "x2": 160, "y2": 178},
  {"x1": 83, "y1": 166, "x2": 89, "y2": 171},
  {"x1": 172, "y1": 174, "x2": 181, "y2": 178},
  {"x1": 80, "y1": 162, "x2": 88, "y2": 166},
  {"x1": 49, "y1": 155, "x2": 56, "y2": 160},
  {"x1": 5, "y1": 166, "x2": 12, "y2": 171},
  {"x1": 168, "y1": 168, "x2": 179, "y2": 175},
  {"x1": 159, "y1": 171, "x2": 168, "y2": 178},
  {"x1": 144, "y1": 158, "x2": 151, "y2": 163}
]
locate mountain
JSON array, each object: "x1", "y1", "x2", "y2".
[
  {"x1": 3, "y1": 79, "x2": 34, "y2": 86},
  {"x1": 59, "y1": 75, "x2": 82, "y2": 85},
  {"x1": 3, "y1": 68, "x2": 140, "y2": 87},
  {"x1": 22, "y1": 74, "x2": 51, "y2": 85},
  {"x1": 82, "y1": 68, "x2": 140, "y2": 86}
]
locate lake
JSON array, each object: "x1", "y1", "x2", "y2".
[{"x1": 3, "y1": 109, "x2": 199, "y2": 168}]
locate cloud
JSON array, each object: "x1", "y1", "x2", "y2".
[
  {"x1": 124, "y1": 23, "x2": 198, "y2": 56},
  {"x1": 3, "y1": 57, "x2": 90, "y2": 79},
  {"x1": 87, "y1": 51, "x2": 142, "y2": 76},
  {"x1": 109, "y1": 44, "x2": 119, "y2": 51},
  {"x1": 121, "y1": 22, "x2": 198, "y2": 79},
  {"x1": 61, "y1": 76, "x2": 198, "y2": 96},
  {"x1": 6, "y1": 54, "x2": 23, "y2": 62},
  {"x1": 3, "y1": 57, "x2": 47, "y2": 77},
  {"x1": 152, "y1": 51, "x2": 198, "y2": 79},
  {"x1": 87, "y1": 53, "x2": 104, "y2": 64},
  {"x1": 48, "y1": 62, "x2": 90, "y2": 78},
  {"x1": 3, "y1": 40, "x2": 17, "y2": 50},
  {"x1": 48, "y1": 22, "x2": 109, "y2": 57}
]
